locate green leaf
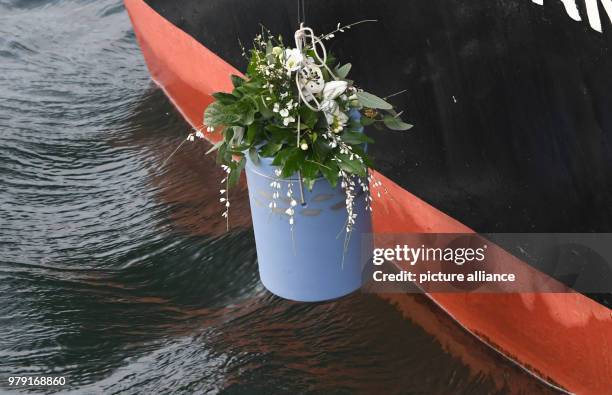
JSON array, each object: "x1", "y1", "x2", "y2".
[
  {"x1": 281, "y1": 149, "x2": 305, "y2": 178},
  {"x1": 302, "y1": 160, "x2": 319, "y2": 180},
  {"x1": 301, "y1": 159, "x2": 319, "y2": 191},
  {"x1": 337, "y1": 153, "x2": 367, "y2": 177},
  {"x1": 351, "y1": 146, "x2": 374, "y2": 168},
  {"x1": 246, "y1": 123, "x2": 261, "y2": 145},
  {"x1": 205, "y1": 140, "x2": 224, "y2": 155},
  {"x1": 303, "y1": 177, "x2": 316, "y2": 191},
  {"x1": 335, "y1": 63, "x2": 352, "y2": 79},
  {"x1": 319, "y1": 160, "x2": 339, "y2": 187},
  {"x1": 325, "y1": 53, "x2": 337, "y2": 68},
  {"x1": 299, "y1": 107, "x2": 319, "y2": 128},
  {"x1": 383, "y1": 115, "x2": 414, "y2": 131},
  {"x1": 361, "y1": 116, "x2": 376, "y2": 126},
  {"x1": 243, "y1": 109, "x2": 256, "y2": 125},
  {"x1": 228, "y1": 144, "x2": 251, "y2": 154},
  {"x1": 341, "y1": 131, "x2": 374, "y2": 145},
  {"x1": 271, "y1": 147, "x2": 294, "y2": 166},
  {"x1": 204, "y1": 102, "x2": 241, "y2": 127},
  {"x1": 265, "y1": 124, "x2": 293, "y2": 143},
  {"x1": 248, "y1": 147, "x2": 260, "y2": 165},
  {"x1": 256, "y1": 97, "x2": 274, "y2": 119},
  {"x1": 228, "y1": 157, "x2": 246, "y2": 187},
  {"x1": 232, "y1": 100, "x2": 256, "y2": 125},
  {"x1": 229, "y1": 126, "x2": 245, "y2": 146},
  {"x1": 247, "y1": 62, "x2": 256, "y2": 76},
  {"x1": 212, "y1": 92, "x2": 237, "y2": 105},
  {"x1": 313, "y1": 138, "x2": 332, "y2": 163},
  {"x1": 259, "y1": 142, "x2": 283, "y2": 157},
  {"x1": 236, "y1": 80, "x2": 262, "y2": 95},
  {"x1": 357, "y1": 91, "x2": 393, "y2": 110},
  {"x1": 216, "y1": 143, "x2": 231, "y2": 165},
  {"x1": 231, "y1": 75, "x2": 245, "y2": 88}
]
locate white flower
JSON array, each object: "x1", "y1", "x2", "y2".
[
  {"x1": 320, "y1": 99, "x2": 338, "y2": 115},
  {"x1": 299, "y1": 65, "x2": 324, "y2": 94},
  {"x1": 322, "y1": 80, "x2": 348, "y2": 101},
  {"x1": 336, "y1": 110, "x2": 349, "y2": 125},
  {"x1": 272, "y1": 46, "x2": 283, "y2": 56},
  {"x1": 283, "y1": 48, "x2": 304, "y2": 72},
  {"x1": 319, "y1": 81, "x2": 349, "y2": 127},
  {"x1": 325, "y1": 106, "x2": 349, "y2": 133},
  {"x1": 283, "y1": 116, "x2": 296, "y2": 126},
  {"x1": 273, "y1": 103, "x2": 280, "y2": 113},
  {"x1": 300, "y1": 142, "x2": 308, "y2": 150},
  {"x1": 279, "y1": 108, "x2": 289, "y2": 117},
  {"x1": 195, "y1": 131, "x2": 204, "y2": 139}
]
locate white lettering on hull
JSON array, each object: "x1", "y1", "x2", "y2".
[{"x1": 532, "y1": 0, "x2": 612, "y2": 32}]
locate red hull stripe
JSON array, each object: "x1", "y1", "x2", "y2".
[{"x1": 125, "y1": 0, "x2": 612, "y2": 393}]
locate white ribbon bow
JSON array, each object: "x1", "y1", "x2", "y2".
[{"x1": 293, "y1": 24, "x2": 340, "y2": 113}]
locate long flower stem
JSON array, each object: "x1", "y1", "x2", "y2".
[{"x1": 318, "y1": 19, "x2": 378, "y2": 42}]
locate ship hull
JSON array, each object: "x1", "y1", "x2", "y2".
[{"x1": 124, "y1": 1, "x2": 612, "y2": 393}]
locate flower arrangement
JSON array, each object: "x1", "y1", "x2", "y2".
[{"x1": 202, "y1": 22, "x2": 412, "y2": 234}]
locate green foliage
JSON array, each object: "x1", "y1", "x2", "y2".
[
  {"x1": 335, "y1": 63, "x2": 352, "y2": 79},
  {"x1": 356, "y1": 91, "x2": 393, "y2": 110},
  {"x1": 230, "y1": 75, "x2": 245, "y2": 88},
  {"x1": 383, "y1": 115, "x2": 414, "y2": 131},
  {"x1": 203, "y1": 30, "x2": 413, "y2": 191}
]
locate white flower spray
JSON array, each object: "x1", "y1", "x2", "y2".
[
  {"x1": 269, "y1": 168, "x2": 282, "y2": 211},
  {"x1": 220, "y1": 165, "x2": 231, "y2": 230},
  {"x1": 286, "y1": 180, "x2": 297, "y2": 254}
]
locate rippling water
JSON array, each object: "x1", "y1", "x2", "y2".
[{"x1": 0, "y1": 1, "x2": 559, "y2": 393}]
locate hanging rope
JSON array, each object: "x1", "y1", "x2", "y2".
[
  {"x1": 297, "y1": 0, "x2": 306, "y2": 25},
  {"x1": 291, "y1": 21, "x2": 342, "y2": 205}
]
